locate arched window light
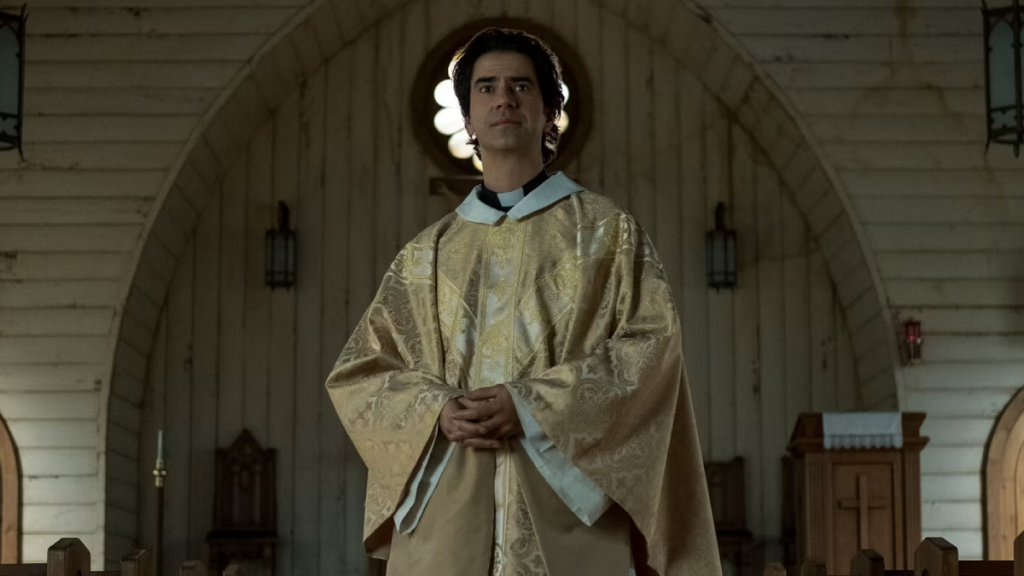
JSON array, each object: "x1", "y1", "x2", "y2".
[
  {"x1": 983, "y1": 0, "x2": 1024, "y2": 156},
  {"x1": 431, "y1": 77, "x2": 571, "y2": 173},
  {"x1": 0, "y1": 6, "x2": 27, "y2": 158}
]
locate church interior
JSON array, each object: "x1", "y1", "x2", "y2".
[{"x1": 0, "y1": 0, "x2": 1023, "y2": 574}]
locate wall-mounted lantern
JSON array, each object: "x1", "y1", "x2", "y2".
[
  {"x1": 265, "y1": 201, "x2": 296, "y2": 289},
  {"x1": 904, "y1": 318, "x2": 923, "y2": 365},
  {"x1": 983, "y1": 0, "x2": 1024, "y2": 156},
  {"x1": 0, "y1": 6, "x2": 27, "y2": 158},
  {"x1": 706, "y1": 202, "x2": 737, "y2": 290}
]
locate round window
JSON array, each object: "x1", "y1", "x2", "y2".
[{"x1": 411, "y1": 19, "x2": 592, "y2": 176}]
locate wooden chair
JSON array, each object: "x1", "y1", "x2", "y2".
[
  {"x1": 206, "y1": 430, "x2": 276, "y2": 576},
  {"x1": 706, "y1": 458, "x2": 755, "y2": 575}
]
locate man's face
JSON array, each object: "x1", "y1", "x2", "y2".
[{"x1": 464, "y1": 51, "x2": 554, "y2": 163}]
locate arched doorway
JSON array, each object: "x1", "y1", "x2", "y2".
[
  {"x1": 985, "y1": 385, "x2": 1024, "y2": 559},
  {"x1": 0, "y1": 411, "x2": 22, "y2": 563}
]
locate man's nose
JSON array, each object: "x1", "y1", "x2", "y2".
[{"x1": 495, "y1": 88, "x2": 518, "y2": 108}]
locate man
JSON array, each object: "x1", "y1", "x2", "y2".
[{"x1": 326, "y1": 28, "x2": 721, "y2": 576}]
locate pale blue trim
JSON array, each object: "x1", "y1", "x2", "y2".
[
  {"x1": 506, "y1": 384, "x2": 612, "y2": 526},
  {"x1": 455, "y1": 171, "x2": 584, "y2": 225},
  {"x1": 394, "y1": 424, "x2": 455, "y2": 534}
]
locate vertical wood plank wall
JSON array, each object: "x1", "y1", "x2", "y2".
[{"x1": 136, "y1": 1, "x2": 858, "y2": 571}]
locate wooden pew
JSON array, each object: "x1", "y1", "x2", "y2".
[
  {"x1": 179, "y1": 561, "x2": 206, "y2": 576},
  {"x1": 0, "y1": 539, "x2": 152, "y2": 576},
  {"x1": 0, "y1": 539, "x2": 239, "y2": 576},
  {"x1": 845, "y1": 535, "x2": 1021, "y2": 576},
  {"x1": 914, "y1": 537, "x2": 1015, "y2": 576},
  {"x1": 800, "y1": 560, "x2": 829, "y2": 576},
  {"x1": 0, "y1": 538, "x2": 94, "y2": 576},
  {"x1": 179, "y1": 561, "x2": 243, "y2": 576},
  {"x1": 107, "y1": 550, "x2": 152, "y2": 576},
  {"x1": 849, "y1": 549, "x2": 912, "y2": 576}
]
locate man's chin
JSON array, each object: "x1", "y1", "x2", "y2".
[{"x1": 478, "y1": 139, "x2": 537, "y2": 156}]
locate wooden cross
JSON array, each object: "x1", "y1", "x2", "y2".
[{"x1": 837, "y1": 475, "x2": 890, "y2": 548}]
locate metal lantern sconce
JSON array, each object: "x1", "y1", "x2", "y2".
[
  {"x1": 904, "y1": 318, "x2": 923, "y2": 365},
  {"x1": 706, "y1": 202, "x2": 737, "y2": 290},
  {"x1": 983, "y1": 0, "x2": 1024, "y2": 156},
  {"x1": 265, "y1": 201, "x2": 296, "y2": 289},
  {"x1": 0, "y1": 5, "x2": 27, "y2": 158}
]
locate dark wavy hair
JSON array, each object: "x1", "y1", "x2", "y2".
[{"x1": 450, "y1": 27, "x2": 565, "y2": 165}]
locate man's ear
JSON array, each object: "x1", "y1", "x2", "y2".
[{"x1": 464, "y1": 117, "x2": 474, "y2": 138}]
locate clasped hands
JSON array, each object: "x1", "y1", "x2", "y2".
[{"x1": 439, "y1": 385, "x2": 523, "y2": 449}]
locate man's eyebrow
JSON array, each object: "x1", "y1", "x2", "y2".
[{"x1": 472, "y1": 76, "x2": 535, "y2": 85}]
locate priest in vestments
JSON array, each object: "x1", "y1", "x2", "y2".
[{"x1": 326, "y1": 27, "x2": 721, "y2": 576}]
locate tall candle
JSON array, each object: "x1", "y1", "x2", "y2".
[{"x1": 157, "y1": 429, "x2": 164, "y2": 462}]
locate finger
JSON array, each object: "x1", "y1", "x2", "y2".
[
  {"x1": 465, "y1": 386, "x2": 503, "y2": 401},
  {"x1": 440, "y1": 426, "x2": 461, "y2": 443},
  {"x1": 477, "y1": 414, "x2": 509, "y2": 434},
  {"x1": 453, "y1": 403, "x2": 498, "y2": 421},
  {"x1": 457, "y1": 397, "x2": 486, "y2": 409},
  {"x1": 454, "y1": 419, "x2": 487, "y2": 437},
  {"x1": 443, "y1": 418, "x2": 487, "y2": 442},
  {"x1": 460, "y1": 438, "x2": 501, "y2": 450},
  {"x1": 450, "y1": 407, "x2": 484, "y2": 421}
]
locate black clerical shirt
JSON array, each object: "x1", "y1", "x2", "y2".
[{"x1": 477, "y1": 170, "x2": 549, "y2": 213}]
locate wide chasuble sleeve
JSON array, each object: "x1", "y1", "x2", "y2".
[{"x1": 325, "y1": 190, "x2": 721, "y2": 576}]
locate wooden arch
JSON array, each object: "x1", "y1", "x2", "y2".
[
  {"x1": 106, "y1": 0, "x2": 902, "y2": 559},
  {"x1": 0, "y1": 410, "x2": 21, "y2": 563},
  {"x1": 985, "y1": 385, "x2": 1024, "y2": 559}
]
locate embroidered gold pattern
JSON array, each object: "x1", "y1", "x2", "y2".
[{"x1": 326, "y1": 191, "x2": 721, "y2": 576}]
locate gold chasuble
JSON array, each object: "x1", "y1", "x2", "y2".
[{"x1": 326, "y1": 173, "x2": 721, "y2": 576}]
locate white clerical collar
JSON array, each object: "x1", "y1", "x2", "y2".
[
  {"x1": 497, "y1": 189, "x2": 525, "y2": 207},
  {"x1": 455, "y1": 171, "x2": 584, "y2": 225}
]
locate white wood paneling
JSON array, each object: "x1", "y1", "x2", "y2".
[
  {"x1": 704, "y1": 0, "x2": 1024, "y2": 557},
  {"x1": 0, "y1": 0, "x2": 313, "y2": 565},
  {"x1": 19, "y1": 448, "x2": 98, "y2": 477},
  {"x1": 0, "y1": 0, "x2": 910, "y2": 568}
]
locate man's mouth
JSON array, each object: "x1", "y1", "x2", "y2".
[{"x1": 493, "y1": 119, "x2": 521, "y2": 126}]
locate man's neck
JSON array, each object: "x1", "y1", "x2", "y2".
[{"x1": 480, "y1": 154, "x2": 546, "y2": 193}]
